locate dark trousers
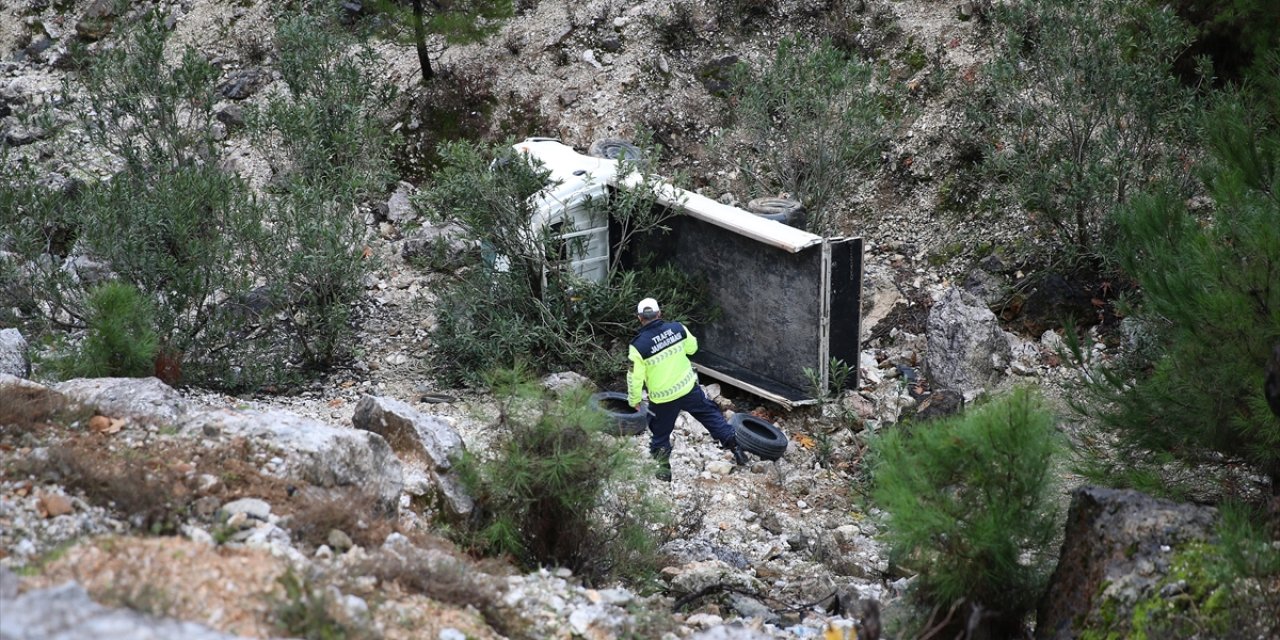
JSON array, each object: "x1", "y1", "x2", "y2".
[{"x1": 648, "y1": 385, "x2": 734, "y2": 454}]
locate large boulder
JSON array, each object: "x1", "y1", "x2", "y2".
[
  {"x1": 53, "y1": 377, "x2": 187, "y2": 425},
  {"x1": 182, "y1": 408, "x2": 404, "y2": 514},
  {"x1": 352, "y1": 395, "x2": 472, "y2": 518},
  {"x1": 0, "y1": 328, "x2": 30, "y2": 378},
  {"x1": 1035, "y1": 486, "x2": 1217, "y2": 640},
  {"x1": 0, "y1": 576, "x2": 254, "y2": 640},
  {"x1": 924, "y1": 287, "x2": 1011, "y2": 402}
]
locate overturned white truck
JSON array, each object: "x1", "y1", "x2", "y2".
[{"x1": 514, "y1": 138, "x2": 863, "y2": 408}]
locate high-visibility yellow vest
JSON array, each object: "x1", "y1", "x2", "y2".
[{"x1": 627, "y1": 319, "x2": 698, "y2": 406}]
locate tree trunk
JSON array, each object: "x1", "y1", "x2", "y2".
[{"x1": 410, "y1": 0, "x2": 433, "y2": 82}]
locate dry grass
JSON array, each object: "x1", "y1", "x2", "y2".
[
  {"x1": 355, "y1": 542, "x2": 522, "y2": 638},
  {"x1": 12, "y1": 434, "x2": 291, "y2": 534},
  {"x1": 286, "y1": 486, "x2": 398, "y2": 550},
  {"x1": 0, "y1": 384, "x2": 88, "y2": 440}
]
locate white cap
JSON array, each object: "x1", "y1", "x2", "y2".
[{"x1": 636, "y1": 297, "x2": 660, "y2": 316}]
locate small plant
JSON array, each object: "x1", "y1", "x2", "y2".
[
  {"x1": 0, "y1": 385, "x2": 84, "y2": 437},
  {"x1": 870, "y1": 387, "x2": 1064, "y2": 638},
  {"x1": 19, "y1": 435, "x2": 288, "y2": 536},
  {"x1": 273, "y1": 569, "x2": 362, "y2": 640},
  {"x1": 454, "y1": 370, "x2": 670, "y2": 584},
  {"x1": 49, "y1": 281, "x2": 157, "y2": 379},
  {"x1": 803, "y1": 357, "x2": 856, "y2": 406}
]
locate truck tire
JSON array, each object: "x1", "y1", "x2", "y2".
[
  {"x1": 590, "y1": 391, "x2": 649, "y2": 436},
  {"x1": 588, "y1": 138, "x2": 644, "y2": 163},
  {"x1": 746, "y1": 197, "x2": 806, "y2": 227},
  {"x1": 731, "y1": 413, "x2": 788, "y2": 460}
]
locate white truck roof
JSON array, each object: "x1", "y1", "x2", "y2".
[{"x1": 514, "y1": 138, "x2": 830, "y2": 253}]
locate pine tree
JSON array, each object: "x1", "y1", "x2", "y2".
[{"x1": 1080, "y1": 54, "x2": 1280, "y2": 493}]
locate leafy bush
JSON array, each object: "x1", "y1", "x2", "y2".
[
  {"x1": 455, "y1": 371, "x2": 670, "y2": 584},
  {"x1": 248, "y1": 10, "x2": 397, "y2": 369},
  {"x1": 1168, "y1": 0, "x2": 1280, "y2": 81},
  {"x1": 718, "y1": 37, "x2": 886, "y2": 233},
  {"x1": 870, "y1": 387, "x2": 1064, "y2": 637},
  {"x1": 418, "y1": 139, "x2": 716, "y2": 386},
  {"x1": 973, "y1": 0, "x2": 1199, "y2": 254},
  {"x1": 1071, "y1": 60, "x2": 1280, "y2": 494},
  {"x1": 2, "y1": 10, "x2": 393, "y2": 387},
  {"x1": 49, "y1": 281, "x2": 157, "y2": 379}
]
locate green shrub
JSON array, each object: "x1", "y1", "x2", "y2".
[
  {"x1": 973, "y1": 0, "x2": 1199, "y2": 254},
  {"x1": 870, "y1": 387, "x2": 1064, "y2": 637},
  {"x1": 718, "y1": 37, "x2": 886, "y2": 233},
  {"x1": 53, "y1": 281, "x2": 157, "y2": 379},
  {"x1": 2, "y1": 10, "x2": 394, "y2": 387},
  {"x1": 455, "y1": 370, "x2": 670, "y2": 584},
  {"x1": 249, "y1": 10, "x2": 397, "y2": 369},
  {"x1": 1071, "y1": 61, "x2": 1280, "y2": 494}
]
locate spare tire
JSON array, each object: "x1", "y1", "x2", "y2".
[
  {"x1": 589, "y1": 391, "x2": 649, "y2": 436},
  {"x1": 588, "y1": 138, "x2": 644, "y2": 163},
  {"x1": 731, "y1": 413, "x2": 788, "y2": 461},
  {"x1": 746, "y1": 197, "x2": 806, "y2": 227}
]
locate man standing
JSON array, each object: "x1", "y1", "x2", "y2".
[{"x1": 628, "y1": 297, "x2": 748, "y2": 481}]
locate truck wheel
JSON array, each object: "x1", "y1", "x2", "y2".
[
  {"x1": 588, "y1": 138, "x2": 644, "y2": 163},
  {"x1": 590, "y1": 391, "x2": 649, "y2": 436},
  {"x1": 731, "y1": 413, "x2": 788, "y2": 460},
  {"x1": 746, "y1": 197, "x2": 806, "y2": 227}
]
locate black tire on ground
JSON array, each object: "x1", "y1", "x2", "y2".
[
  {"x1": 731, "y1": 413, "x2": 788, "y2": 461},
  {"x1": 746, "y1": 197, "x2": 806, "y2": 227},
  {"x1": 589, "y1": 391, "x2": 649, "y2": 436},
  {"x1": 588, "y1": 138, "x2": 644, "y2": 163}
]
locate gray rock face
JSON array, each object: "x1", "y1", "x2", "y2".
[
  {"x1": 962, "y1": 266, "x2": 1010, "y2": 309},
  {"x1": 924, "y1": 287, "x2": 1011, "y2": 401},
  {"x1": 0, "y1": 579, "x2": 254, "y2": 640},
  {"x1": 400, "y1": 222, "x2": 473, "y2": 268},
  {"x1": 183, "y1": 408, "x2": 404, "y2": 513},
  {"x1": 53, "y1": 377, "x2": 187, "y2": 424},
  {"x1": 0, "y1": 328, "x2": 30, "y2": 378},
  {"x1": 352, "y1": 395, "x2": 471, "y2": 518},
  {"x1": 541, "y1": 371, "x2": 592, "y2": 394},
  {"x1": 689, "y1": 626, "x2": 775, "y2": 640},
  {"x1": 384, "y1": 181, "x2": 417, "y2": 223},
  {"x1": 1035, "y1": 486, "x2": 1218, "y2": 640}
]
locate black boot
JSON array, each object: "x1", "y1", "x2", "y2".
[
  {"x1": 652, "y1": 446, "x2": 672, "y2": 482},
  {"x1": 723, "y1": 437, "x2": 749, "y2": 466}
]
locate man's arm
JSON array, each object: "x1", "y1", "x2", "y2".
[
  {"x1": 627, "y1": 345, "x2": 646, "y2": 407},
  {"x1": 684, "y1": 325, "x2": 699, "y2": 356}
]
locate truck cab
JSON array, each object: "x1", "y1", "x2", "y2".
[{"x1": 514, "y1": 137, "x2": 616, "y2": 284}]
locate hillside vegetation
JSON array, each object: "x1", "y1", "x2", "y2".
[{"x1": 2, "y1": 0, "x2": 1278, "y2": 638}]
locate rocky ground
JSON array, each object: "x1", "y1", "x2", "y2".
[{"x1": 1, "y1": 0, "x2": 1121, "y2": 638}]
